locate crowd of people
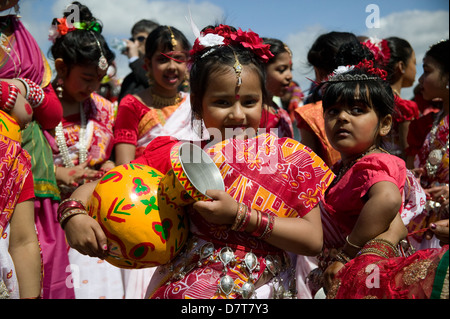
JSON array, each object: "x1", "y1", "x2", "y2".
[{"x1": 0, "y1": 1, "x2": 448, "y2": 299}]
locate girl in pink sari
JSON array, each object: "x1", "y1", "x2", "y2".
[{"x1": 45, "y1": 2, "x2": 122, "y2": 299}]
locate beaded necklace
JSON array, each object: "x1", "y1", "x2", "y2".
[{"x1": 55, "y1": 103, "x2": 88, "y2": 167}]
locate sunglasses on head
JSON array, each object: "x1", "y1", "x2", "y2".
[{"x1": 130, "y1": 36, "x2": 146, "y2": 43}]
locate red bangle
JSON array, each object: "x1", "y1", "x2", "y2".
[
  {"x1": 0, "y1": 82, "x2": 19, "y2": 112},
  {"x1": 57, "y1": 198, "x2": 87, "y2": 223},
  {"x1": 236, "y1": 206, "x2": 252, "y2": 232},
  {"x1": 259, "y1": 214, "x2": 275, "y2": 240}
]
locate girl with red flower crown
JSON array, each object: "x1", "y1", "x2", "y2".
[
  {"x1": 309, "y1": 60, "x2": 448, "y2": 299},
  {"x1": 61, "y1": 24, "x2": 334, "y2": 299}
]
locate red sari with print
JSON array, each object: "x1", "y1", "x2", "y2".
[{"x1": 134, "y1": 133, "x2": 334, "y2": 299}]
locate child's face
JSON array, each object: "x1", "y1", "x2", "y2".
[
  {"x1": 402, "y1": 50, "x2": 417, "y2": 88},
  {"x1": 324, "y1": 99, "x2": 391, "y2": 158},
  {"x1": 59, "y1": 63, "x2": 106, "y2": 102},
  {"x1": 201, "y1": 65, "x2": 263, "y2": 141},
  {"x1": 265, "y1": 52, "x2": 293, "y2": 97},
  {"x1": 419, "y1": 55, "x2": 448, "y2": 101},
  {"x1": 146, "y1": 42, "x2": 188, "y2": 95}
]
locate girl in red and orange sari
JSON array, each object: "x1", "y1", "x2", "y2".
[
  {"x1": 312, "y1": 60, "x2": 448, "y2": 299},
  {"x1": 60, "y1": 24, "x2": 334, "y2": 299},
  {"x1": 113, "y1": 25, "x2": 199, "y2": 166},
  {"x1": 0, "y1": 110, "x2": 41, "y2": 299}
]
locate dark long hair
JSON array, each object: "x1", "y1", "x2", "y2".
[
  {"x1": 144, "y1": 25, "x2": 191, "y2": 60},
  {"x1": 49, "y1": 2, "x2": 115, "y2": 69}
]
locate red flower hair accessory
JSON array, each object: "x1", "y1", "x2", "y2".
[
  {"x1": 362, "y1": 37, "x2": 391, "y2": 66},
  {"x1": 354, "y1": 59, "x2": 388, "y2": 80},
  {"x1": 190, "y1": 24, "x2": 274, "y2": 63},
  {"x1": 326, "y1": 59, "x2": 388, "y2": 82}
]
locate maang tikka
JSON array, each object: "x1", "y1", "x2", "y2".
[
  {"x1": 91, "y1": 31, "x2": 108, "y2": 71},
  {"x1": 232, "y1": 50, "x2": 242, "y2": 88}
]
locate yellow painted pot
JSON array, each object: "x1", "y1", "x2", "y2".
[
  {"x1": 87, "y1": 142, "x2": 224, "y2": 269},
  {"x1": 87, "y1": 163, "x2": 189, "y2": 269},
  {"x1": 0, "y1": 110, "x2": 21, "y2": 143}
]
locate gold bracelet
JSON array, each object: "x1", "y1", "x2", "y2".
[
  {"x1": 345, "y1": 235, "x2": 363, "y2": 249},
  {"x1": 59, "y1": 208, "x2": 88, "y2": 229}
]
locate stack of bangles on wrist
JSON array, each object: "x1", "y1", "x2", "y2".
[
  {"x1": 57, "y1": 198, "x2": 88, "y2": 228},
  {"x1": 231, "y1": 202, "x2": 275, "y2": 240},
  {"x1": 15, "y1": 78, "x2": 45, "y2": 108},
  {"x1": 0, "y1": 81, "x2": 20, "y2": 112}
]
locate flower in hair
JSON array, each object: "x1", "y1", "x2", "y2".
[
  {"x1": 325, "y1": 59, "x2": 388, "y2": 82},
  {"x1": 354, "y1": 59, "x2": 388, "y2": 80},
  {"x1": 233, "y1": 28, "x2": 274, "y2": 63},
  {"x1": 362, "y1": 37, "x2": 391, "y2": 66},
  {"x1": 190, "y1": 24, "x2": 274, "y2": 63},
  {"x1": 199, "y1": 33, "x2": 225, "y2": 48},
  {"x1": 48, "y1": 17, "x2": 102, "y2": 43}
]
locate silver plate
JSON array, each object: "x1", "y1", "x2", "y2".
[{"x1": 179, "y1": 143, "x2": 225, "y2": 198}]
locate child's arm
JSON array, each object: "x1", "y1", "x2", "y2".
[
  {"x1": 344, "y1": 181, "x2": 406, "y2": 257},
  {"x1": 322, "y1": 181, "x2": 407, "y2": 291},
  {"x1": 193, "y1": 189, "x2": 323, "y2": 256},
  {"x1": 8, "y1": 200, "x2": 42, "y2": 299},
  {"x1": 62, "y1": 180, "x2": 109, "y2": 259}
]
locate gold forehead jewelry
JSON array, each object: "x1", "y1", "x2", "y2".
[
  {"x1": 167, "y1": 26, "x2": 178, "y2": 48},
  {"x1": 232, "y1": 50, "x2": 242, "y2": 88},
  {"x1": 91, "y1": 32, "x2": 108, "y2": 71}
]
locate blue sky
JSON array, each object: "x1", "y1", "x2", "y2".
[{"x1": 13, "y1": 0, "x2": 450, "y2": 98}]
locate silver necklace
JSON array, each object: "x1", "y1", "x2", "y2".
[{"x1": 55, "y1": 103, "x2": 88, "y2": 167}]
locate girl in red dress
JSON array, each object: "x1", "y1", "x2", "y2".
[{"x1": 314, "y1": 59, "x2": 448, "y2": 299}]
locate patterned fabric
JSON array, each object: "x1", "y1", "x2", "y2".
[
  {"x1": 149, "y1": 133, "x2": 334, "y2": 299},
  {"x1": 261, "y1": 106, "x2": 294, "y2": 139},
  {"x1": 294, "y1": 101, "x2": 341, "y2": 167},
  {"x1": 113, "y1": 92, "x2": 199, "y2": 158},
  {"x1": 408, "y1": 114, "x2": 449, "y2": 243},
  {"x1": 0, "y1": 134, "x2": 32, "y2": 235},
  {"x1": 50, "y1": 92, "x2": 115, "y2": 169},
  {"x1": 321, "y1": 153, "x2": 407, "y2": 245},
  {"x1": 414, "y1": 114, "x2": 449, "y2": 188},
  {"x1": 328, "y1": 244, "x2": 448, "y2": 299},
  {"x1": 0, "y1": 134, "x2": 33, "y2": 299}
]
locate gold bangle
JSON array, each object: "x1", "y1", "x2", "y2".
[
  {"x1": 346, "y1": 235, "x2": 363, "y2": 249},
  {"x1": 59, "y1": 208, "x2": 88, "y2": 229}
]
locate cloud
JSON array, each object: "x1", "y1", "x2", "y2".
[
  {"x1": 284, "y1": 10, "x2": 449, "y2": 99},
  {"x1": 49, "y1": 0, "x2": 225, "y2": 42},
  {"x1": 19, "y1": 0, "x2": 226, "y2": 78}
]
